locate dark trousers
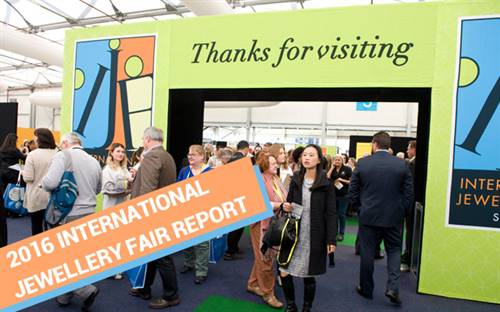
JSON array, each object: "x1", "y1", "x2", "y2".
[
  {"x1": 0, "y1": 207, "x2": 7, "y2": 248},
  {"x1": 30, "y1": 210, "x2": 45, "y2": 236},
  {"x1": 226, "y1": 227, "x2": 244, "y2": 254},
  {"x1": 359, "y1": 223, "x2": 402, "y2": 296},
  {"x1": 143, "y1": 256, "x2": 179, "y2": 301},
  {"x1": 355, "y1": 228, "x2": 381, "y2": 256},
  {"x1": 401, "y1": 204, "x2": 415, "y2": 265},
  {"x1": 0, "y1": 184, "x2": 7, "y2": 247},
  {"x1": 337, "y1": 197, "x2": 349, "y2": 235}
]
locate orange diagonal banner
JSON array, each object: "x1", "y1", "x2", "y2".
[{"x1": 0, "y1": 158, "x2": 272, "y2": 311}]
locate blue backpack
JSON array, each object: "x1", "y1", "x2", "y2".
[{"x1": 45, "y1": 150, "x2": 79, "y2": 227}]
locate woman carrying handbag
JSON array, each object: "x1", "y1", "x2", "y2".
[
  {"x1": 279, "y1": 144, "x2": 337, "y2": 312},
  {"x1": 0, "y1": 133, "x2": 26, "y2": 247},
  {"x1": 247, "y1": 152, "x2": 285, "y2": 309}
]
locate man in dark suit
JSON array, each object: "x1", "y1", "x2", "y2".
[
  {"x1": 224, "y1": 140, "x2": 252, "y2": 261},
  {"x1": 128, "y1": 127, "x2": 180, "y2": 309},
  {"x1": 401, "y1": 140, "x2": 417, "y2": 272},
  {"x1": 349, "y1": 131, "x2": 413, "y2": 305}
]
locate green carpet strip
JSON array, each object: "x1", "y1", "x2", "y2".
[{"x1": 194, "y1": 295, "x2": 276, "y2": 312}]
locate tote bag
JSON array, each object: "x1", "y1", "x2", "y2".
[
  {"x1": 125, "y1": 264, "x2": 148, "y2": 289},
  {"x1": 209, "y1": 235, "x2": 227, "y2": 264},
  {"x1": 3, "y1": 181, "x2": 28, "y2": 216},
  {"x1": 3, "y1": 172, "x2": 28, "y2": 216}
]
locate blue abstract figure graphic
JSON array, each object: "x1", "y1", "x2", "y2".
[
  {"x1": 72, "y1": 36, "x2": 155, "y2": 162},
  {"x1": 454, "y1": 18, "x2": 500, "y2": 171}
]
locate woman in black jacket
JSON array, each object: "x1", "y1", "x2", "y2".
[
  {"x1": 327, "y1": 154, "x2": 352, "y2": 243},
  {"x1": 0, "y1": 133, "x2": 26, "y2": 247},
  {"x1": 280, "y1": 144, "x2": 337, "y2": 312}
]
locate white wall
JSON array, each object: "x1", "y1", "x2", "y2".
[
  {"x1": 0, "y1": 88, "x2": 60, "y2": 130},
  {"x1": 204, "y1": 101, "x2": 418, "y2": 128},
  {"x1": 251, "y1": 101, "x2": 325, "y2": 125},
  {"x1": 325, "y1": 102, "x2": 418, "y2": 127},
  {"x1": 203, "y1": 101, "x2": 418, "y2": 150},
  {"x1": 203, "y1": 106, "x2": 248, "y2": 123}
]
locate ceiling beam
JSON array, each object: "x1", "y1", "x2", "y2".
[
  {"x1": 236, "y1": 0, "x2": 301, "y2": 7},
  {"x1": 22, "y1": 6, "x2": 190, "y2": 32},
  {"x1": 0, "y1": 63, "x2": 49, "y2": 72},
  {"x1": 180, "y1": 0, "x2": 234, "y2": 16},
  {"x1": 204, "y1": 121, "x2": 417, "y2": 132},
  {"x1": 5, "y1": 82, "x2": 61, "y2": 91}
]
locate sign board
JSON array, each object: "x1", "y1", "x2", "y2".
[
  {"x1": 356, "y1": 102, "x2": 378, "y2": 111},
  {"x1": 447, "y1": 17, "x2": 500, "y2": 231},
  {"x1": 0, "y1": 159, "x2": 272, "y2": 311}
]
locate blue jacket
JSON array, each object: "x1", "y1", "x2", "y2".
[{"x1": 177, "y1": 164, "x2": 212, "y2": 182}]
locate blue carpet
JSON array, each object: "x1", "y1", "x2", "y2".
[{"x1": 3, "y1": 216, "x2": 497, "y2": 312}]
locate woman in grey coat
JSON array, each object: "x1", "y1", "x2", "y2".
[{"x1": 280, "y1": 144, "x2": 337, "y2": 312}]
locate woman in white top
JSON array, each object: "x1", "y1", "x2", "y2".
[
  {"x1": 102, "y1": 143, "x2": 132, "y2": 280},
  {"x1": 102, "y1": 143, "x2": 132, "y2": 210},
  {"x1": 269, "y1": 143, "x2": 293, "y2": 189},
  {"x1": 22, "y1": 128, "x2": 58, "y2": 235}
]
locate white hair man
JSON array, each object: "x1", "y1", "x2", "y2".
[{"x1": 42, "y1": 132, "x2": 102, "y2": 310}]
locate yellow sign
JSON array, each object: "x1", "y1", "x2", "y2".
[{"x1": 356, "y1": 143, "x2": 372, "y2": 160}]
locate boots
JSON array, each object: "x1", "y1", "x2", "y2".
[
  {"x1": 302, "y1": 278, "x2": 316, "y2": 312},
  {"x1": 280, "y1": 275, "x2": 297, "y2": 312},
  {"x1": 328, "y1": 252, "x2": 335, "y2": 267}
]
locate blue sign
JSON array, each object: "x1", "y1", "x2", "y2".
[
  {"x1": 356, "y1": 102, "x2": 378, "y2": 111},
  {"x1": 295, "y1": 137, "x2": 319, "y2": 145}
]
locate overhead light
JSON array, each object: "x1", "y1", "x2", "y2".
[
  {"x1": 29, "y1": 91, "x2": 61, "y2": 108},
  {"x1": 0, "y1": 79, "x2": 8, "y2": 92}
]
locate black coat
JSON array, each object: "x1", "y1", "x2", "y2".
[
  {"x1": 328, "y1": 164, "x2": 352, "y2": 197},
  {"x1": 286, "y1": 170, "x2": 337, "y2": 276},
  {"x1": 407, "y1": 157, "x2": 417, "y2": 203},
  {"x1": 349, "y1": 151, "x2": 414, "y2": 228},
  {"x1": 0, "y1": 149, "x2": 26, "y2": 185}
]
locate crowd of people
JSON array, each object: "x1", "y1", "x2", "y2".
[{"x1": 0, "y1": 127, "x2": 417, "y2": 311}]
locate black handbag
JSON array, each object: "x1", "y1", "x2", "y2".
[{"x1": 261, "y1": 209, "x2": 300, "y2": 268}]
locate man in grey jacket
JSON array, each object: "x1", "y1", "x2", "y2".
[{"x1": 42, "y1": 132, "x2": 101, "y2": 311}]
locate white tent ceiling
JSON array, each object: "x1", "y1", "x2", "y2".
[{"x1": 0, "y1": 0, "x2": 425, "y2": 91}]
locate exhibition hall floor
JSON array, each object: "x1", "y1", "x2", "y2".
[{"x1": 6, "y1": 216, "x2": 497, "y2": 312}]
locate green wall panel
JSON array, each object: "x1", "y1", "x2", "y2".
[{"x1": 62, "y1": 1, "x2": 500, "y2": 304}]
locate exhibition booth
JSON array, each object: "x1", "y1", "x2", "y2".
[{"x1": 61, "y1": 1, "x2": 499, "y2": 304}]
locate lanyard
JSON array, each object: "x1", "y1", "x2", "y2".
[
  {"x1": 272, "y1": 177, "x2": 285, "y2": 202},
  {"x1": 187, "y1": 164, "x2": 207, "y2": 178}
]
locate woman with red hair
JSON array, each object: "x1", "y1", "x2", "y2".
[{"x1": 247, "y1": 152, "x2": 286, "y2": 309}]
